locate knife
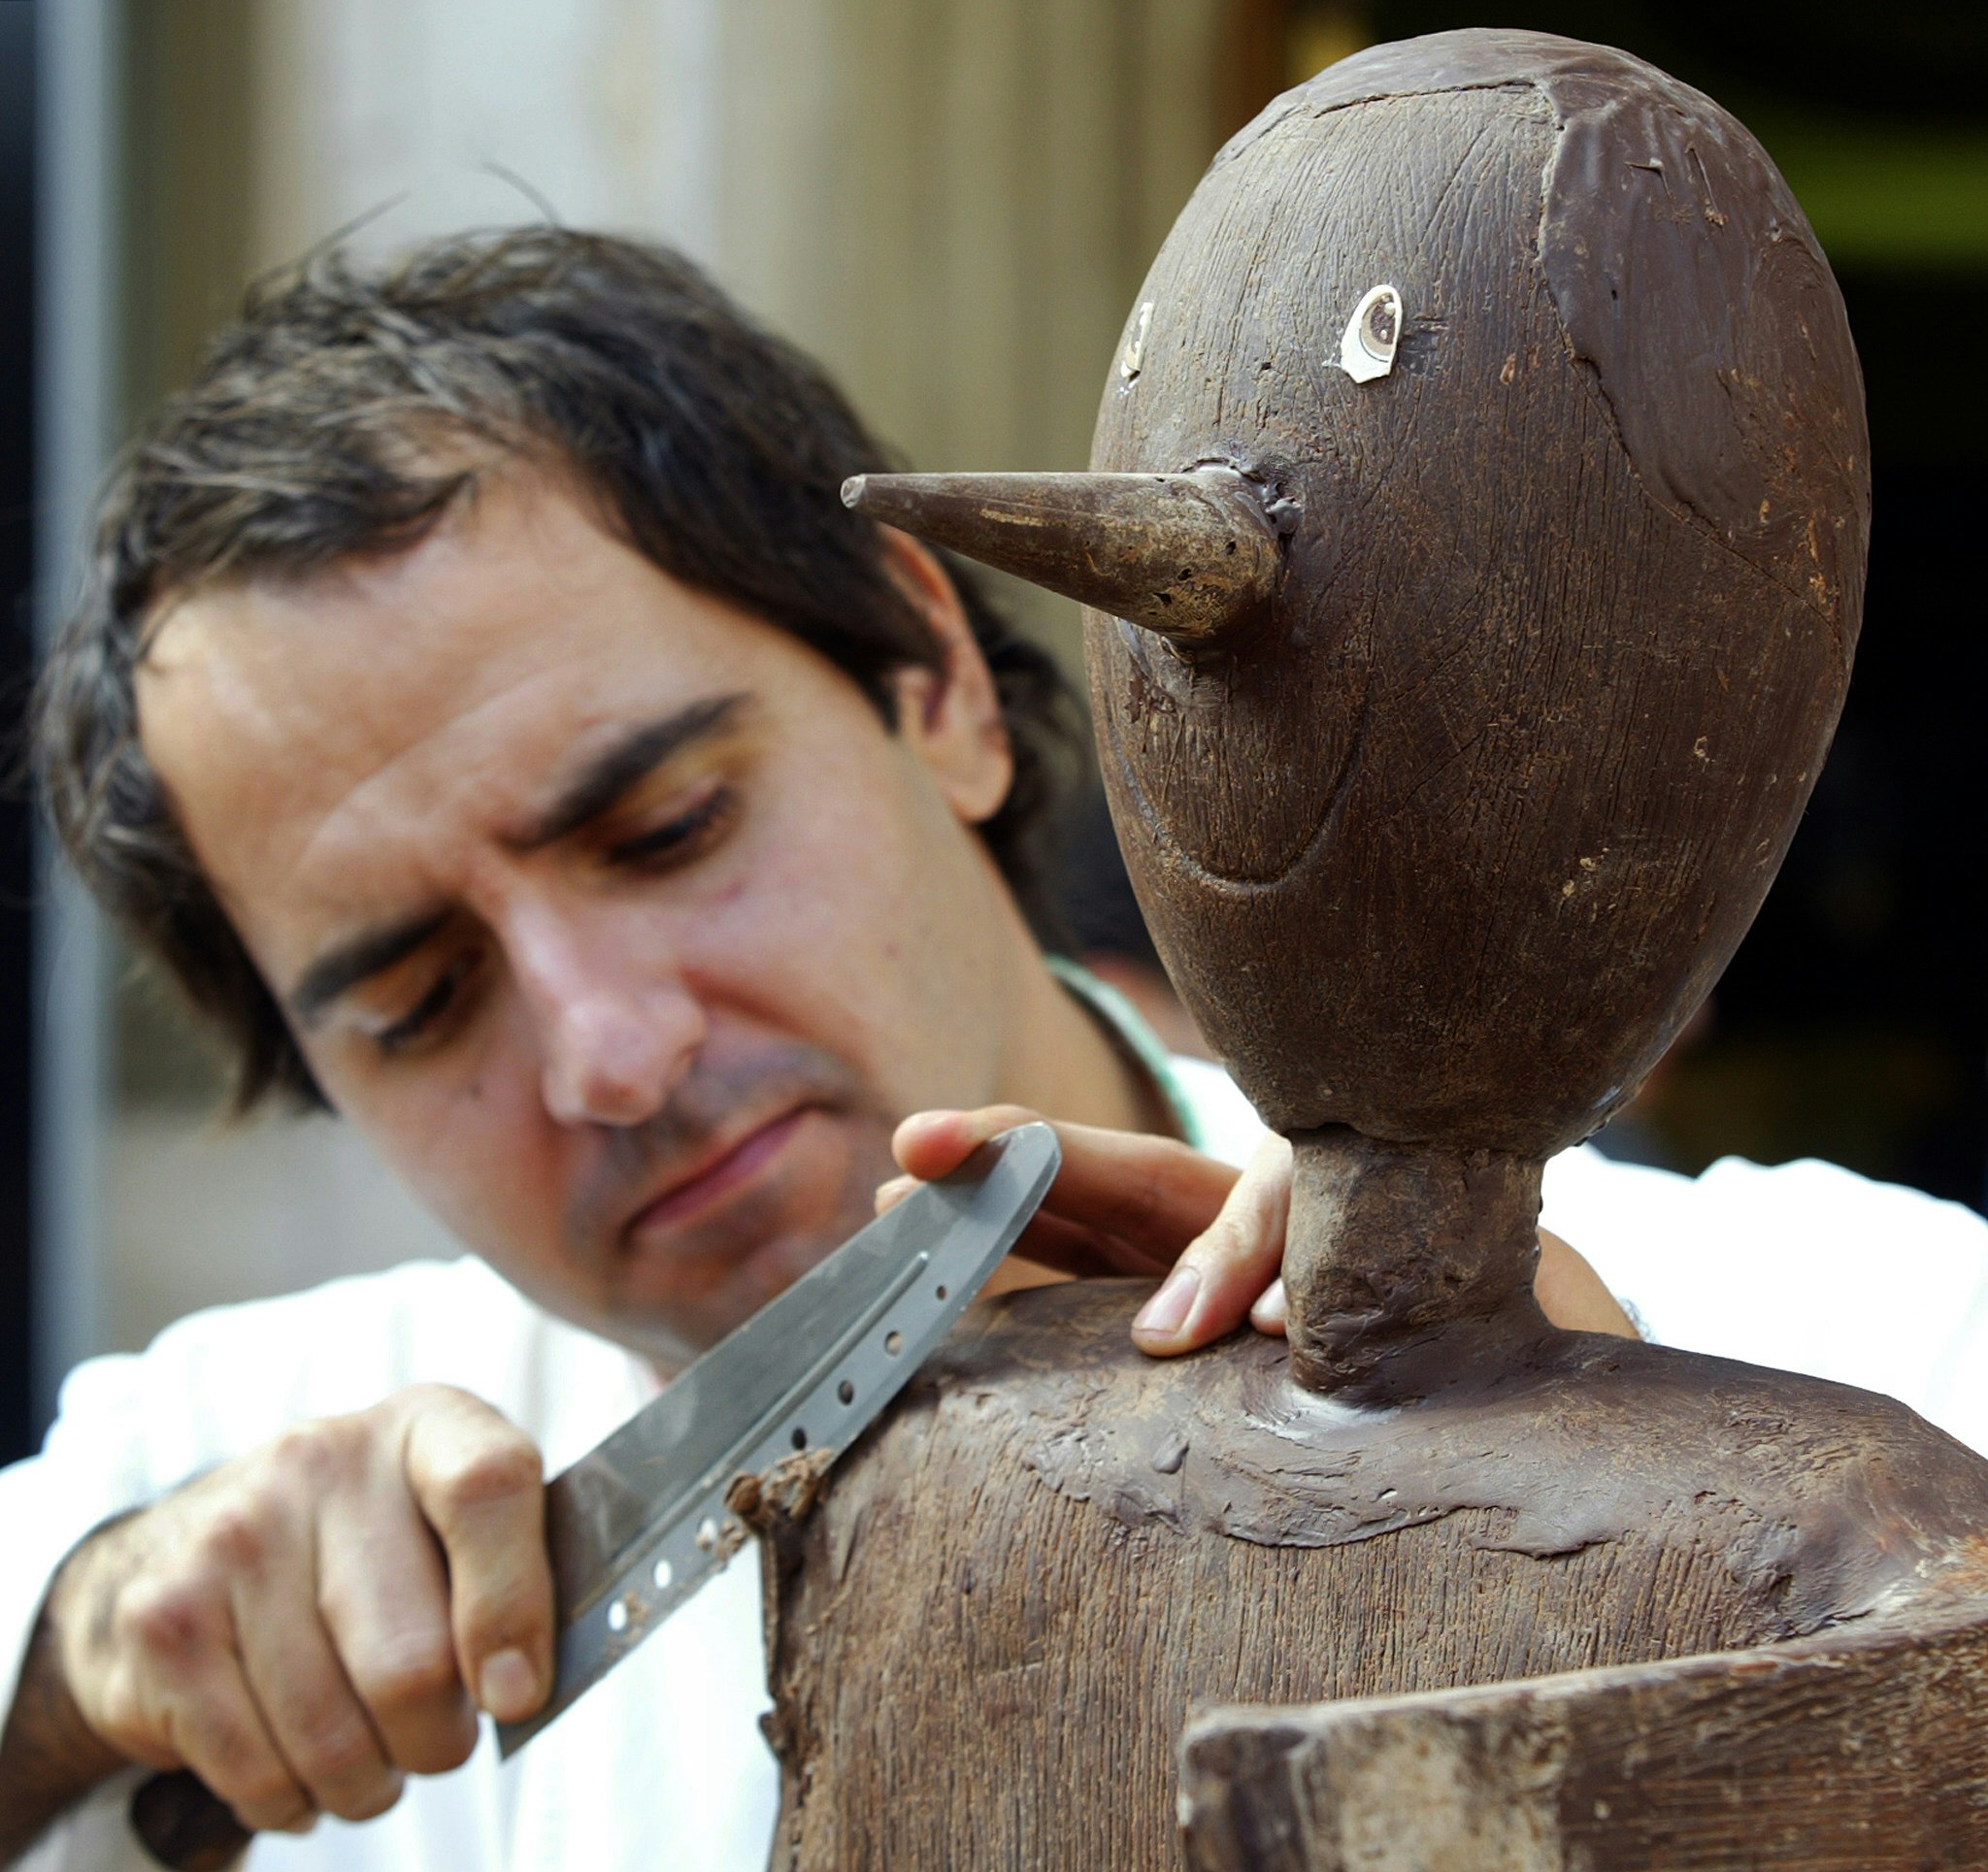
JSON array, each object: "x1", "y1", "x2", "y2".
[{"x1": 130, "y1": 1122, "x2": 1061, "y2": 1869}]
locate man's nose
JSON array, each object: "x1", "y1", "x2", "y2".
[{"x1": 506, "y1": 904, "x2": 706, "y2": 1129}]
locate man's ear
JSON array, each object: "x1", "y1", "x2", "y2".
[{"x1": 878, "y1": 528, "x2": 1014, "y2": 826}]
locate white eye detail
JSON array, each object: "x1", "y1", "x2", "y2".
[
  {"x1": 1120, "y1": 301, "x2": 1154, "y2": 380},
  {"x1": 1338, "y1": 283, "x2": 1402, "y2": 383}
]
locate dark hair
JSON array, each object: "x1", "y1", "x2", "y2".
[{"x1": 35, "y1": 227, "x2": 1080, "y2": 1112}]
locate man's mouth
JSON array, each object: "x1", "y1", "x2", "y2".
[{"x1": 620, "y1": 1105, "x2": 813, "y2": 1246}]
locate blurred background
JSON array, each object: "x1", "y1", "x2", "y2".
[{"x1": 1, "y1": 0, "x2": 1982, "y2": 1462}]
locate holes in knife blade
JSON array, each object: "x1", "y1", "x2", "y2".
[
  {"x1": 837, "y1": 1379, "x2": 855, "y2": 1405},
  {"x1": 935, "y1": 1285, "x2": 948, "y2": 1301},
  {"x1": 884, "y1": 1330, "x2": 905, "y2": 1356},
  {"x1": 652, "y1": 1558, "x2": 674, "y2": 1591},
  {"x1": 790, "y1": 1425, "x2": 809, "y2": 1450},
  {"x1": 696, "y1": 1515, "x2": 720, "y2": 1552},
  {"x1": 608, "y1": 1596, "x2": 632, "y2": 1634}
]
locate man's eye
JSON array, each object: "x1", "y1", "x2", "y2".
[
  {"x1": 607, "y1": 786, "x2": 733, "y2": 869},
  {"x1": 376, "y1": 955, "x2": 477, "y2": 1059}
]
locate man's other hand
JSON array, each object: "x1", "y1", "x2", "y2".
[
  {"x1": 44, "y1": 1386, "x2": 551, "y2": 1837},
  {"x1": 883, "y1": 1107, "x2": 1637, "y2": 1353}
]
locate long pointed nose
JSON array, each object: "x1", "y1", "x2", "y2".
[{"x1": 842, "y1": 467, "x2": 1282, "y2": 646}]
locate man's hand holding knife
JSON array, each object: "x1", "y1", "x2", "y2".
[{"x1": 6, "y1": 1116, "x2": 1628, "y2": 1869}]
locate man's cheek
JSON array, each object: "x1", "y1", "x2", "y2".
[{"x1": 367, "y1": 1078, "x2": 560, "y2": 1256}]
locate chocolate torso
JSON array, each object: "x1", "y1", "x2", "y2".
[
  {"x1": 746, "y1": 30, "x2": 1985, "y2": 1871},
  {"x1": 754, "y1": 1285, "x2": 1988, "y2": 1869}
]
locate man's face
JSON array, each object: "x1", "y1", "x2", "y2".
[{"x1": 137, "y1": 466, "x2": 1023, "y2": 1366}]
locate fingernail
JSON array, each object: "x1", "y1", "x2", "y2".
[
  {"x1": 1251, "y1": 1278, "x2": 1288, "y2": 1330},
  {"x1": 875, "y1": 1174, "x2": 914, "y2": 1213},
  {"x1": 479, "y1": 1648, "x2": 540, "y2": 1720},
  {"x1": 1134, "y1": 1265, "x2": 1200, "y2": 1338}
]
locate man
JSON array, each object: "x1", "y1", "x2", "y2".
[{"x1": 3, "y1": 228, "x2": 1983, "y2": 1872}]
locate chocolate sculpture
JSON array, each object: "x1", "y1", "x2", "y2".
[{"x1": 755, "y1": 31, "x2": 1988, "y2": 1867}]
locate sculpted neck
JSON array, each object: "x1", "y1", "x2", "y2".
[{"x1": 1281, "y1": 1127, "x2": 1548, "y2": 1401}]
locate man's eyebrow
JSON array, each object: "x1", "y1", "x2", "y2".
[
  {"x1": 283, "y1": 696, "x2": 751, "y2": 1029},
  {"x1": 287, "y1": 910, "x2": 450, "y2": 1029},
  {"x1": 512, "y1": 693, "x2": 751, "y2": 851}
]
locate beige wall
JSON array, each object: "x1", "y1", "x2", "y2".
[
  {"x1": 237, "y1": 0, "x2": 1232, "y2": 656},
  {"x1": 240, "y1": 0, "x2": 1226, "y2": 477},
  {"x1": 712, "y1": 0, "x2": 1225, "y2": 478}
]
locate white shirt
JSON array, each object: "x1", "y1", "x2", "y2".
[
  {"x1": 8, "y1": 1056, "x2": 1988, "y2": 1870},
  {"x1": 5, "y1": 1259, "x2": 774, "y2": 1872}
]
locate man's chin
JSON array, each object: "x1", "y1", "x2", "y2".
[{"x1": 589, "y1": 1226, "x2": 864, "y2": 1374}]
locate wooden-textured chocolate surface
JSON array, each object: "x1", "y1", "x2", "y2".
[
  {"x1": 1178, "y1": 1574, "x2": 1988, "y2": 1869},
  {"x1": 755, "y1": 31, "x2": 1959, "y2": 1871},
  {"x1": 1084, "y1": 33, "x2": 1868, "y2": 1156},
  {"x1": 843, "y1": 468, "x2": 1280, "y2": 643},
  {"x1": 1279, "y1": 1128, "x2": 1544, "y2": 1395},
  {"x1": 752, "y1": 1284, "x2": 1988, "y2": 1870}
]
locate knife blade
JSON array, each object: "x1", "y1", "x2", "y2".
[
  {"x1": 129, "y1": 1121, "x2": 1060, "y2": 1868},
  {"x1": 500, "y1": 1117, "x2": 1060, "y2": 1752}
]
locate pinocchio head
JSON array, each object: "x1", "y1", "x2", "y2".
[{"x1": 850, "y1": 29, "x2": 1868, "y2": 1169}]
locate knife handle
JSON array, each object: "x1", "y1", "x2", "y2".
[{"x1": 130, "y1": 1767, "x2": 252, "y2": 1871}]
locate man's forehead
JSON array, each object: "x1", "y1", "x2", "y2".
[
  {"x1": 138, "y1": 472, "x2": 772, "y2": 768},
  {"x1": 130, "y1": 470, "x2": 785, "y2": 945},
  {"x1": 142, "y1": 475, "x2": 635, "y2": 698}
]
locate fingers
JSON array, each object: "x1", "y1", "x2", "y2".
[
  {"x1": 1536, "y1": 1230, "x2": 1639, "y2": 1338},
  {"x1": 991, "y1": 1211, "x2": 1172, "y2": 1281},
  {"x1": 161, "y1": 1678, "x2": 315, "y2": 1834},
  {"x1": 46, "y1": 1388, "x2": 553, "y2": 1847},
  {"x1": 219, "y1": 1413, "x2": 454, "y2": 1818},
  {"x1": 891, "y1": 1107, "x2": 1241, "y2": 1270},
  {"x1": 1132, "y1": 1222, "x2": 1633, "y2": 1353},
  {"x1": 396, "y1": 1388, "x2": 553, "y2": 1728},
  {"x1": 100, "y1": 1571, "x2": 314, "y2": 1834},
  {"x1": 1132, "y1": 1133, "x2": 1292, "y2": 1356},
  {"x1": 890, "y1": 1105, "x2": 1044, "y2": 1182},
  {"x1": 890, "y1": 1116, "x2": 1639, "y2": 1362},
  {"x1": 888, "y1": 1186, "x2": 1175, "y2": 1280},
  {"x1": 1249, "y1": 1278, "x2": 1288, "y2": 1337},
  {"x1": 231, "y1": 1538, "x2": 400, "y2": 1823},
  {"x1": 889, "y1": 1107, "x2": 1277, "y2": 1327},
  {"x1": 315, "y1": 1485, "x2": 474, "y2": 1782}
]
